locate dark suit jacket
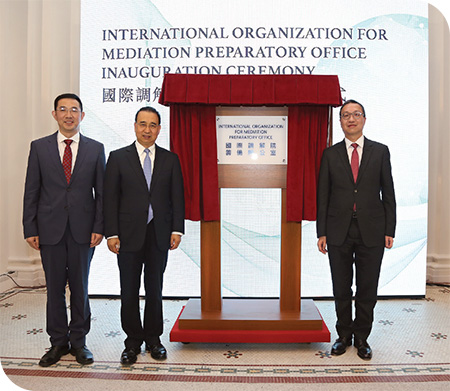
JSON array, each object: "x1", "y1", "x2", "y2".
[
  {"x1": 103, "y1": 143, "x2": 185, "y2": 252},
  {"x1": 23, "y1": 132, "x2": 105, "y2": 245},
  {"x1": 317, "y1": 137, "x2": 396, "y2": 247}
]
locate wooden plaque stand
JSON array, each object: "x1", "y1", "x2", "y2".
[{"x1": 170, "y1": 107, "x2": 330, "y2": 343}]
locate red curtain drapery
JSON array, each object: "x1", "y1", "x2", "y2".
[
  {"x1": 160, "y1": 74, "x2": 342, "y2": 222},
  {"x1": 287, "y1": 105, "x2": 330, "y2": 221},
  {"x1": 169, "y1": 104, "x2": 219, "y2": 221}
]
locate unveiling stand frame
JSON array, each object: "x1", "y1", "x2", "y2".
[{"x1": 159, "y1": 74, "x2": 342, "y2": 343}]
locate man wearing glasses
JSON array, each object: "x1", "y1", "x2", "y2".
[
  {"x1": 316, "y1": 99, "x2": 396, "y2": 360},
  {"x1": 23, "y1": 93, "x2": 105, "y2": 366},
  {"x1": 104, "y1": 106, "x2": 184, "y2": 365}
]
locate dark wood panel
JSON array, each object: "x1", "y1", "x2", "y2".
[
  {"x1": 280, "y1": 189, "x2": 301, "y2": 312},
  {"x1": 178, "y1": 299, "x2": 323, "y2": 331},
  {"x1": 200, "y1": 221, "x2": 222, "y2": 312},
  {"x1": 218, "y1": 164, "x2": 286, "y2": 188}
]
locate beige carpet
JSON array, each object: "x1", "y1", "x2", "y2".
[{"x1": 1, "y1": 285, "x2": 450, "y2": 390}]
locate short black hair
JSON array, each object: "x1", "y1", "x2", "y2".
[
  {"x1": 135, "y1": 106, "x2": 161, "y2": 124},
  {"x1": 54, "y1": 93, "x2": 83, "y2": 112},
  {"x1": 340, "y1": 99, "x2": 366, "y2": 118}
]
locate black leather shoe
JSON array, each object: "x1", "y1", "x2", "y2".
[
  {"x1": 39, "y1": 345, "x2": 70, "y2": 367},
  {"x1": 354, "y1": 339, "x2": 372, "y2": 360},
  {"x1": 146, "y1": 343, "x2": 167, "y2": 360},
  {"x1": 70, "y1": 346, "x2": 94, "y2": 365},
  {"x1": 120, "y1": 347, "x2": 141, "y2": 365},
  {"x1": 331, "y1": 336, "x2": 352, "y2": 356}
]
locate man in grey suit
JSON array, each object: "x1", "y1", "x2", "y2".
[
  {"x1": 317, "y1": 99, "x2": 396, "y2": 360},
  {"x1": 104, "y1": 106, "x2": 184, "y2": 365},
  {"x1": 23, "y1": 93, "x2": 105, "y2": 367}
]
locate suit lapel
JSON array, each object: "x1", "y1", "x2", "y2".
[
  {"x1": 126, "y1": 143, "x2": 149, "y2": 191},
  {"x1": 46, "y1": 132, "x2": 67, "y2": 183},
  {"x1": 149, "y1": 145, "x2": 165, "y2": 195},
  {"x1": 357, "y1": 137, "x2": 374, "y2": 184},
  {"x1": 70, "y1": 134, "x2": 88, "y2": 183},
  {"x1": 336, "y1": 141, "x2": 355, "y2": 183}
]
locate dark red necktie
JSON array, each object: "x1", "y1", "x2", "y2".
[
  {"x1": 63, "y1": 139, "x2": 73, "y2": 183},
  {"x1": 351, "y1": 143, "x2": 359, "y2": 211},
  {"x1": 351, "y1": 143, "x2": 359, "y2": 182}
]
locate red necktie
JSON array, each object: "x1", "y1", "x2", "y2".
[
  {"x1": 351, "y1": 143, "x2": 359, "y2": 182},
  {"x1": 351, "y1": 143, "x2": 359, "y2": 212},
  {"x1": 63, "y1": 139, "x2": 73, "y2": 184}
]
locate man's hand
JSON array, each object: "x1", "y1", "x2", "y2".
[
  {"x1": 25, "y1": 236, "x2": 40, "y2": 251},
  {"x1": 317, "y1": 236, "x2": 328, "y2": 254},
  {"x1": 385, "y1": 236, "x2": 394, "y2": 249},
  {"x1": 107, "y1": 237, "x2": 121, "y2": 254},
  {"x1": 90, "y1": 233, "x2": 103, "y2": 248},
  {"x1": 169, "y1": 234, "x2": 181, "y2": 250}
]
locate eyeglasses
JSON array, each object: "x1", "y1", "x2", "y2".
[
  {"x1": 137, "y1": 122, "x2": 159, "y2": 130},
  {"x1": 340, "y1": 111, "x2": 364, "y2": 120},
  {"x1": 56, "y1": 107, "x2": 81, "y2": 113}
]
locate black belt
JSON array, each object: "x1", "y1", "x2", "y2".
[{"x1": 352, "y1": 212, "x2": 358, "y2": 219}]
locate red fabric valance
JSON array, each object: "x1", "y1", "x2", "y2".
[
  {"x1": 159, "y1": 74, "x2": 342, "y2": 106},
  {"x1": 160, "y1": 74, "x2": 342, "y2": 222}
]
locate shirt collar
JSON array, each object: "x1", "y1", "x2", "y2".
[
  {"x1": 345, "y1": 135, "x2": 364, "y2": 149},
  {"x1": 135, "y1": 141, "x2": 156, "y2": 156},
  {"x1": 58, "y1": 131, "x2": 80, "y2": 144}
]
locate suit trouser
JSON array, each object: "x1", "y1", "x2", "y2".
[
  {"x1": 118, "y1": 220, "x2": 168, "y2": 349},
  {"x1": 327, "y1": 218, "x2": 384, "y2": 341},
  {"x1": 40, "y1": 224, "x2": 93, "y2": 348}
]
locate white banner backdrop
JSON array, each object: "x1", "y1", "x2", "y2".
[{"x1": 80, "y1": 0, "x2": 428, "y2": 297}]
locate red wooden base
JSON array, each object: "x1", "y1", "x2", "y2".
[{"x1": 170, "y1": 306, "x2": 331, "y2": 343}]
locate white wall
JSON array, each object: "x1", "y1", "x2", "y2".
[
  {"x1": 0, "y1": 0, "x2": 81, "y2": 291},
  {"x1": 0, "y1": 0, "x2": 448, "y2": 292}
]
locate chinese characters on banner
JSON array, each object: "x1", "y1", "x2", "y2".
[{"x1": 102, "y1": 87, "x2": 161, "y2": 103}]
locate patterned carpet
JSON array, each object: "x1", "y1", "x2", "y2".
[{"x1": 1, "y1": 285, "x2": 449, "y2": 390}]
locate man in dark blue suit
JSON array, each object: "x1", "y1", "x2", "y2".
[
  {"x1": 23, "y1": 93, "x2": 105, "y2": 367},
  {"x1": 104, "y1": 106, "x2": 184, "y2": 365},
  {"x1": 317, "y1": 100, "x2": 396, "y2": 360}
]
